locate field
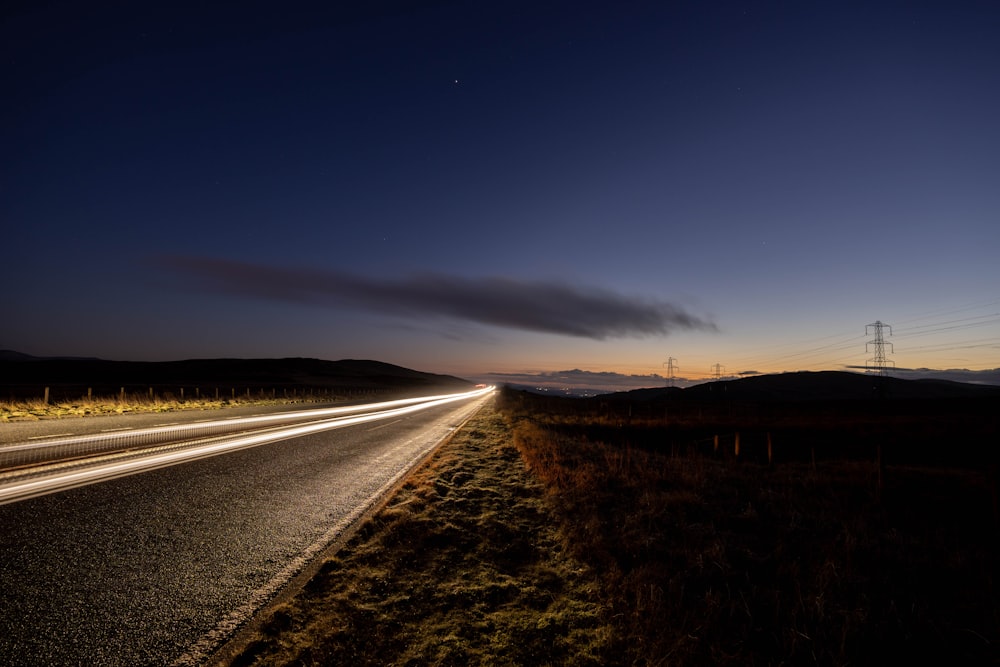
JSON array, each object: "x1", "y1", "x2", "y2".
[
  {"x1": 501, "y1": 389, "x2": 998, "y2": 664},
  {"x1": 218, "y1": 384, "x2": 998, "y2": 665}
]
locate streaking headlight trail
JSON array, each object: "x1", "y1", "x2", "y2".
[{"x1": 0, "y1": 386, "x2": 494, "y2": 505}]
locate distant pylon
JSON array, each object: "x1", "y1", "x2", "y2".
[
  {"x1": 663, "y1": 357, "x2": 679, "y2": 387},
  {"x1": 865, "y1": 321, "x2": 895, "y2": 376},
  {"x1": 711, "y1": 363, "x2": 725, "y2": 380}
]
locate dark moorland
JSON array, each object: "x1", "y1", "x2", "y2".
[{"x1": 500, "y1": 372, "x2": 1000, "y2": 664}]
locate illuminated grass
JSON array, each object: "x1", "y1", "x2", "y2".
[
  {"x1": 223, "y1": 404, "x2": 609, "y2": 666},
  {"x1": 0, "y1": 396, "x2": 330, "y2": 422}
]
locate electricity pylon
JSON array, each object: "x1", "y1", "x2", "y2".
[
  {"x1": 865, "y1": 321, "x2": 894, "y2": 376},
  {"x1": 663, "y1": 357, "x2": 679, "y2": 387},
  {"x1": 711, "y1": 363, "x2": 725, "y2": 380}
]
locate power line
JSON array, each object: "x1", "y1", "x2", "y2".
[
  {"x1": 656, "y1": 299, "x2": 997, "y2": 381},
  {"x1": 891, "y1": 297, "x2": 1000, "y2": 328},
  {"x1": 724, "y1": 302, "x2": 998, "y2": 374},
  {"x1": 894, "y1": 316, "x2": 1000, "y2": 340},
  {"x1": 896, "y1": 337, "x2": 1000, "y2": 354}
]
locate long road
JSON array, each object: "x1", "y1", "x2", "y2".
[{"x1": 0, "y1": 387, "x2": 493, "y2": 666}]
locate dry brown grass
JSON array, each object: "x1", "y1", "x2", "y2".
[
  {"x1": 503, "y1": 390, "x2": 999, "y2": 665},
  {"x1": 0, "y1": 394, "x2": 337, "y2": 422}
]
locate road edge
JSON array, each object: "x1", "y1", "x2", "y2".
[{"x1": 198, "y1": 397, "x2": 491, "y2": 667}]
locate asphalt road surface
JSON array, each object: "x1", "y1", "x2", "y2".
[{"x1": 0, "y1": 392, "x2": 491, "y2": 666}]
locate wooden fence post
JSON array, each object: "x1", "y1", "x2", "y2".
[
  {"x1": 87, "y1": 387, "x2": 92, "y2": 401},
  {"x1": 876, "y1": 444, "x2": 884, "y2": 501},
  {"x1": 991, "y1": 463, "x2": 999, "y2": 531},
  {"x1": 767, "y1": 432, "x2": 773, "y2": 466},
  {"x1": 43, "y1": 387, "x2": 50, "y2": 405},
  {"x1": 734, "y1": 432, "x2": 740, "y2": 458}
]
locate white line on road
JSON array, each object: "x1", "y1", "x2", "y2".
[
  {"x1": 99, "y1": 427, "x2": 134, "y2": 433},
  {"x1": 27, "y1": 433, "x2": 75, "y2": 440},
  {"x1": 366, "y1": 419, "x2": 403, "y2": 432}
]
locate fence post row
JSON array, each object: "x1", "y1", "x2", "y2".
[{"x1": 17, "y1": 385, "x2": 362, "y2": 407}]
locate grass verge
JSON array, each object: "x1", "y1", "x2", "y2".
[
  {"x1": 220, "y1": 402, "x2": 609, "y2": 666},
  {"x1": 0, "y1": 396, "x2": 341, "y2": 422}
]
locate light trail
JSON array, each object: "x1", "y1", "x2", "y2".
[
  {"x1": 0, "y1": 387, "x2": 493, "y2": 468},
  {"x1": 0, "y1": 386, "x2": 493, "y2": 506}
]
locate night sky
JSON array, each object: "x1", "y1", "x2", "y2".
[{"x1": 4, "y1": 1, "x2": 998, "y2": 389}]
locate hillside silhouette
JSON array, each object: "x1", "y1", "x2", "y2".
[
  {"x1": 0, "y1": 353, "x2": 470, "y2": 401},
  {"x1": 603, "y1": 370, "x2": 1000, "y2": 402}
]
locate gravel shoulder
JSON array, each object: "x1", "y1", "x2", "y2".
[{"x1": 214, "y1": 402, "x2": 609, "y2": 666}]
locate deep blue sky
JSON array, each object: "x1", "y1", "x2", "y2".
[{"x1": 3, "y1": 1, "x2": 998, "y2": 387}]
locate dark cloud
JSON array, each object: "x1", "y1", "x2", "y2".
[{"x1": 159, "y1": 256, "x2": 717, "y2": 340}]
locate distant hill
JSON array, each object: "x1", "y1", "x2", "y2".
[
  {"x1": 0, "y1": 354, "x2": 470, "y2": 400},
  {"x1": 0, "y1": 350, "x2": 102, "y2": 362},
  {"x1": 601, "y1": 371, "x2": 1000, "y2": 402}
]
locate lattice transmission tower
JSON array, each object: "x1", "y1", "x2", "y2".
[
  {"x1": 711, "y1": 363, "x2": 725, "y2": 380},
  {"x1": 865, "y1": 320, "x2": 894, "y2": 376},
  {"x1": 663, "y1": 357, "x2": 679, "y2": 387}
]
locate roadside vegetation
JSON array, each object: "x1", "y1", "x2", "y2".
[
  {"x1": 501, "y1": 389, "x2": 999, "y2": 665},
  {"x1": 221, "y1": 402, "x2": 609, "y2": 666},
  {"x1": 0, "y1": 392, "x2": 364, "y2": 422},
  {"x1": 220, "y1": 387, "x2": 997, "y2": 666}
]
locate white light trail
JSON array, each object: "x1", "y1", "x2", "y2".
[
  {"x1": 0, "y1": 387, "x2": 496, "y2": 468},
  {"x1": 0, "y1": 386, "x2": 493, "y2": 505}
]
